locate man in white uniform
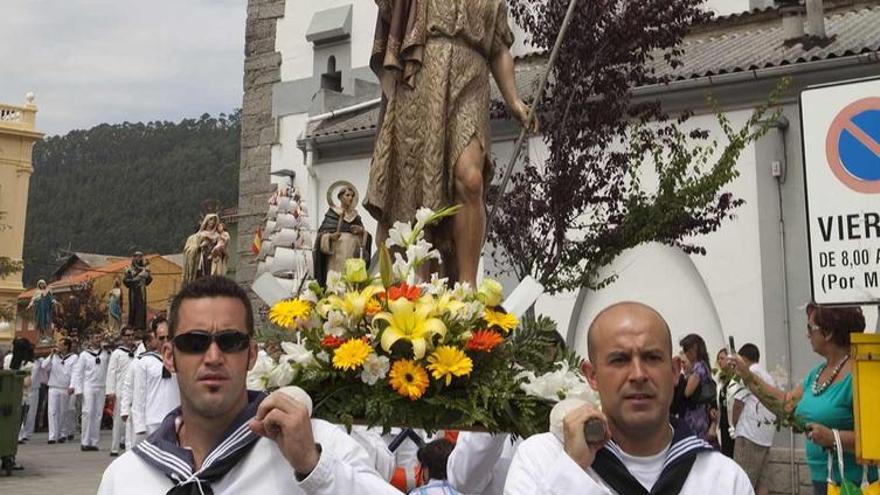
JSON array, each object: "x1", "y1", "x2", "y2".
[
  {"x1": 98, "y1": 276, "x2": 399, "y2": 494},
  {"x1": 120, "y1": 329, "x2": 149, "y2": 447},
  {"x1": 106, "y1": 326, "x2": 137, "y2": 456},
  {"x1": 42, "y1": 338, "x2": 78, "y2": 444},
  {"x1": 19, "y1": 355, "x2": 47, "y2": 442},
  {"x1": 131, "y1": 315, "x2": 180, "y2": 439},
  {"x1": 504, "y1": 302, "x2": 753, "y2": 495},
  {"x1": 72, "y1": 332, "x2": 110, "y2": 451},
  {"x1": 448, "y1": 432, "x2": 518, "y2": 495}
]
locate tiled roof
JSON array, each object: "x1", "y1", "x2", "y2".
[
  {"x1": 18, "y1": 254, "x2": 162, "y2": 300},
  {"x1": 306, "y1": 3, "x2": 880, "y2": 140}
]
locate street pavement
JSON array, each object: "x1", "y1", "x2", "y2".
[{"x1": 0, "y1": 431, "x2": 116, "y2": 494}]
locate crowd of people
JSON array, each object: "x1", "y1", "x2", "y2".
[{"x1": 2, "y1": 276, "x2": 877, "y2": 495}]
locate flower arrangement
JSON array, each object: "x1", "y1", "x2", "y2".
[{"x1": 252, "y1": 207, "x2": 588, "y2": 436}]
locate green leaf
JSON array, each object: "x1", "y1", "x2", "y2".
[{"x1": 379, "y1": 244, "x2": 393, "y2": 288}]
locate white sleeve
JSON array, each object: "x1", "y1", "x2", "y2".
[
  {"x1": 296, "y1": 421, "x2": 399, "y2": 495},
  {"x1": 504, "y1": 436, "x2": 612, "y2": 495},
  {"x1": 131, "y1": 361, "x2": 147, "y2": 433},
  {"x1": 42, "y1": 356, "x2": 52, "y2": 372},
  {"x1": 121, "y1": 364, "x2": 135, "y2": 416},
  {"x1": 69, "y1": 356, "x2": 81, "y2": 392},
  {"x1": 349, "y1": 426, "x2": 395, "y2": 481},
  {"x1": 106, "y1": 352, "x2": 119, "y2": 394},
  {"x1": 448, "y1": 432, "x2": 508, "y2": 494}
]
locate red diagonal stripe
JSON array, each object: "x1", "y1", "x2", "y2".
[{"x1": 844, "y1": 120, "x2": 880, "y2": 156}]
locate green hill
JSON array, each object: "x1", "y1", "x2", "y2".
[{"x1": 22, "y1": 111, "x2": 241, "y2": 285}]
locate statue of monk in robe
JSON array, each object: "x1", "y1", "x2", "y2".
[
  {"x1": 366, "y1": 0, "x2": 533, "y2": 285},
  {"x1": 314, "y1": 183, "x2": 372, "y2": 287},
  {"x1": 122, "y1": 252, "x2": 152, "y2": 332}
]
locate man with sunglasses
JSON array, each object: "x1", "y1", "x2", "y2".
[
  {"x1": 98, "y1": 276, "x2": 399, "y2": 494},
  {"x1": 130, "y1": 315, "x2": 180, "y2": 440}
]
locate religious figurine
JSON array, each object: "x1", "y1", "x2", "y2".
[
  {"x1": 313, "y1": 182, "x2": 372, "y2": 287},
  {"x1": 122, "y1": 252, "x2": 152, "y2": 331},
  {"x1": 182, "y1": 213, "x2": 223, "y2": 284},
  {"x1": 366, "y1": 0, "x2": 533, "y2": 285},
  {"x1": 211, "y1": 222, "x2": 231, "y2": 277},
  {"x1": 107, "y1": 278, "x2": 123, "y2": 332},
  {"x1": 27, "y1": 279, "x2": 60, "y2": 344}
]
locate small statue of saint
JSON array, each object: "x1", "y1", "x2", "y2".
[
  {"x1": 107, "y1": 278, "x2": 123, "y2": 332},
  {"x1": 183, "y1": 213, "x2": 223, "y2": 284},
  {"x1": 122, "y1": 252, "x2": 152, "y2": 332},
  {"x1": 28, "y1": 279, "x2": 60, "y2": 344},
  {"x1": 313, "y1": 182, "x2": 372, "y2": 287},
  {"x1": 211, "y1": 222, "x2": 231, "y2": 277}
]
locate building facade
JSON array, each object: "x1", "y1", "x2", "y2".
[{"x1": 0, "y1": 94, "x2": 43, "y2": 346}]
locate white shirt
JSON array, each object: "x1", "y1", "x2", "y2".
[
  {"x1": 732, "y1": 363, "x2": 777, "y2": 447},
  {"x1": 2, "y1": 354, "x2": 10, "y2": 369},
  {"x1": 616, "y1": 444, "x2": 668, "y2": 490},
  {"x1": 33, "y1": 357, "x2": 49, "y2": 387},
  {"x1": 447, "y1": 433, "x2": 518, "y2": 495},
  {"x1": 349, "y1": 425, "x2": 395, "y2": 481},
  {"x1": 97, "y1": 419, "x2": 400, "y2": 495},
  {"x1": 131, "y1": 351, "x2": 180, "y2": 433},
  {"x1": 43, "y1": 353, "x2": 79, "y2": 389},
  {"x1": 106, "y1": 347, "x2": 136, "y2": 396},
  {"x1": 72, "y1": 348, "x2": 110, "y2": 394},
  {"x1": 503, "y1": 432, "x2": 754, "y2": 495}
]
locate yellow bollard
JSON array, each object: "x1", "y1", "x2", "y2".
[{"x1": 852, "y1": 333, "x2": 880, "y2": 465}]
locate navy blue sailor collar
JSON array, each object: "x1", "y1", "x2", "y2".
[
  {"x1": 591, "y1": 418, "x2": 715, "y2": 495},
  {"x1": 134, "y1": 390, "x2": 268, "y2": 489}
]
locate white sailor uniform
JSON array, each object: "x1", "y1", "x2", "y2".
[
  {"x1": 106, "y1": 346, "x2": 136, "y2": 453},
  {"x1": 73, "y1": 347, "x2": 110, "y2": 448},
  {"x1": 43, "y1": 352, "x2": 78, "y2": 442},
  {"x1": 130, "y1": 351, "x2": 180, "y2": 437}
]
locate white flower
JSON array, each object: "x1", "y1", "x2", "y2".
[
  {"x1": 451, "y1": 281, "x2": 474, "y2": 300},
  {"x1": 316, "y1": 350, "x2": 330, "y2": 364},
  {"x1": 414, "y1": 207, "x2": 434, "y2": 231},
  {"x1": 326, "y1": 271, "x2": 346, "y2": 295},
  {"x1": 322, "y1": 310, "x2": 348, "y2": 337},
  {"x1": 454, "y1": 301, "x2": 485, "y2": 321},
  {"x1": 268, "y1": 361, "x2": 297, "y2": 389},
  {"x1": 518, "y1": 361, "x2": 594, "y2": 403},
  {"x1": 422, "y1": 274, "x2": 449, "y2": 296},
  {"x1": 246, "y1": 353, "x2": 276, "y2": 391},
  {"x1": 360, "y1": 355, "x2": 391, "y2": 385},
  {"x1": 300, "y1": 288, "x2": 319, "y2": 304},
  {"x1": 386, "y1": 221, "x2": 416, "y2": 249},
  {"x1": 392, "y1": 253, "x2": 412, "y2": 283},
  {"x1": 280, "y1": 342, "x2": 316, "y2": 367},
  {"x1": 405, "y1": 239, "x2": 441, "y2": 267}
]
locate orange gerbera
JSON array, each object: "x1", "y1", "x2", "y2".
[
  {"x1": 320, "y1": 335, "x2": 347, "y2": 349},
  {"x1": 365, "y1": 298, "x2": 383, "y2": 316},
  {"x1": 386, "y1": 282, "x2": 421, "y2": 302},
  {"x1": 466, "y1": 330, "x2": 504, "y2": 352},
  {"x1": 388, "y1": 359, "x2": 430, "y2": 400}
]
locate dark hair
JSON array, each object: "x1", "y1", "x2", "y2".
[
  {"x1": 715, "y1": 348, "x2": 728, "y2": 360},
  {"x1": 168, "y1": 276, "x2": 254, "y2": 337},
  {"x1": 10, "y1": 338, "x2": 35, "y2": 370},
  {"x1": 738, "y1": 343, "x2": 760, "y2": 363},
  {"x1": 150, "y1": 314, "x2": 168, "y2": 332},
  {"x1": 416, "y1": 439, "x2": 454, "y2": 481},
  {"x1": 336, "y1": 186, "x2": 355, "y2": 200},
  {"x1": 807, "y1": 303, "x2": 865, "y2": 348},
  {"x1": 142, "y1": 329, "x2": 156, "y2": 345},
  {"x1": 119, "y1": 325, "x2": 135, "y2": 336},
  {"x1": 680, "y1": 334, "x2": 710, "y2": 370}
]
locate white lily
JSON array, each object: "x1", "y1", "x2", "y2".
[
  {"x1": 246, "y1": 353, "x2": 276, "y2": 392},
  {"x1": 386, "y1": 221, "x2": 417, "y2": 249},
  {"x1": 280, "y1": 341, "x2": 316, "y2": 367}
]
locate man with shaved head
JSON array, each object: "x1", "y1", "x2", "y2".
[{"x1": 504, "y1": 302, "x2": 752, "y2": 495}]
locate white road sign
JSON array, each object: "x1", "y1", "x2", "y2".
[{"x1": 801, "y1": 77, "x2": 880, "y2": 305}]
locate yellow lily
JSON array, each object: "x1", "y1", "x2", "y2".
[
  {"x1": 326, "y1": 285, "x2": 384, "y2": 322},
  {"x1": 375, "y1": 298, "x2": 447, "y2": 359},
  {"x1": 424, "y1": 293, "x2": 465, "y2": 318}
]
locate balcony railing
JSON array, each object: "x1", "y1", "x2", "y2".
[{"x1": 0, "y1": 98, "x2": 37, "y2": 131}]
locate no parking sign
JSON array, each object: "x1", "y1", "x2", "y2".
[{"x1": 802, "y1": 77, "x2": 880, "y2": 305}]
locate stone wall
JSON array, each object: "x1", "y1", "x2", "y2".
[
  {"x1": 765, "y1": 447, "x2": 814, "y2": 495},
  {"x1": 237, "y1": 0, "x2": 284, "y2": 297}
]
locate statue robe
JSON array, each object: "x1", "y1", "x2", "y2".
[
  {"x1": 313, "y1": 208, "x2": 373, "y2": 287},
  {"x1": 123, "y1": 264, "x2": 152, "y2": 331}
]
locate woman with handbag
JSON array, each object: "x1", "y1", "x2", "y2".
[
  {"x1": 679, "y1": 333, "x2": 716, "y2": 440},
  {"x1": 727, "y1": 304, "x2": 879, "y2": 495}
]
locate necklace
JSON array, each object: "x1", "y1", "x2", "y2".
[{"x1": 811, "y1": 354, "x2": 850, "y2": 396}]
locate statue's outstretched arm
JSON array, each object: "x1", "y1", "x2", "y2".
[{"x1": 491, "y1": 49, "x2": 537, "y2": 132}]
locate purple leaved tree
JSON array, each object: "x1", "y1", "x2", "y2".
[{"x1": 489, "y1": 0, "x2": 782, "y2": 294}]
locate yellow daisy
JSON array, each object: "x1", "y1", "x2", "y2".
[
  {"x1": 426, "y1": 346, "x2": 473, "y2": 385},
  {"x1": 388, "y1": 359, "x2": 430, "y2": 400},
  {"x1": 483, "y1": 308, "x2": 519, "y2": 333},
  {"x1": 332, "y1": 339, "x2": 373, "y2": 371},
  {"x1": 269, "y1": 299, "x2": 312, "y2": 329}
]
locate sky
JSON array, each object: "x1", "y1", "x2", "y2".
[{"x1": 0, "y1": 0, "x2": 246, "y2": 136}]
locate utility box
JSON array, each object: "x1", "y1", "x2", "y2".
[
  {"x1": 0, "y1": 370, "x2": 26, "y2": 475},
  {"x1": 852, "y1": 333, "x2": 880, "y2": 464}
]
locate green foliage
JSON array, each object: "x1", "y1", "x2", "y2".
[{"x1": 22, "y1": 111, "x2": 241, "y2": 284}]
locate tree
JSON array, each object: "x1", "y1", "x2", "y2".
[
  {"x1": 488, "y1": 0, "x2": 781, "y2": 294},
  {"x1": 52, "y1": 281, "x2": 107, "y2": 340}
]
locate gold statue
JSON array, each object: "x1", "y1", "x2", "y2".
[{"x1": 365, "y1": 0, "x2": 533, "y2": 285}]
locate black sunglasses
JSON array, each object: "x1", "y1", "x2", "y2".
[{"x1": 172, "y1": 331, "x2": 250, "y2": 354}]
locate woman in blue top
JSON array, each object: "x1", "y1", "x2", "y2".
[
  {"x1": 679, "y1": 333, "x2": 713, "y2": 440},
  {"x1": 728, "y1": 304, "x2": 878, "y2": 495}
]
